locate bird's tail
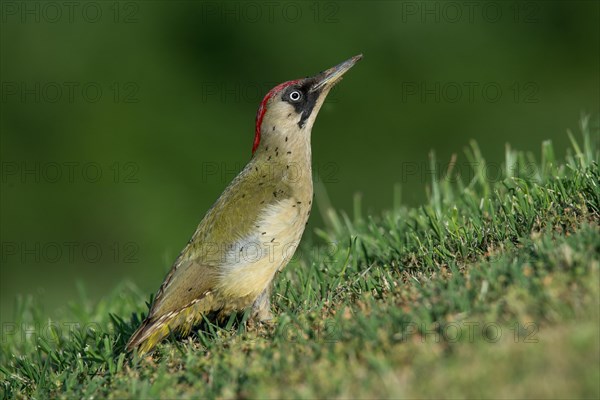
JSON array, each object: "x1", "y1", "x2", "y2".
[
  {"x1": 126, "y1": 317, "x2": 166, "y2": 355},
  {"x1": 126, "y1": 296, "x2": 215, "y2": 354}
]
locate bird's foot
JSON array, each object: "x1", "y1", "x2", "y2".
[
  {"x1": 252, "y1": 307, "x2": 274, "y2": 323},
  {"x1": 251, "y1": 287, "x2": 273, "y2": 323}
]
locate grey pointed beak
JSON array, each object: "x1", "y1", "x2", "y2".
[{"x1": 309, "y1": 54, "x2": 363, "y2": 93}]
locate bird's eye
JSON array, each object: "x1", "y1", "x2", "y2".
[{"x1": 289, "y1": 90, "x2": 302, "y2": 102}]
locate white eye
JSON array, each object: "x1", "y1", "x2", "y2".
[{"x1": 289, "y1": 90, "x2": 302, "y2": 102}]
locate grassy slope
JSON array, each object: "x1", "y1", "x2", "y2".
[{"x1": 1, "y1": 118, "x2": 599, "y2": 399}]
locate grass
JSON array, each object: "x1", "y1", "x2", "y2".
[{"x1": 1, "y1": 116, "x2": 599, "y2": 399}]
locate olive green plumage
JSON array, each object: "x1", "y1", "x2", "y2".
[
  {"x1": 127, "y1": 153, "x2": 309, "y2": 354},
  {"x1": 127, "y1": 55, "x2": 362, "y2": 354}
]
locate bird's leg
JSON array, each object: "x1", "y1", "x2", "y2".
[{"x1": 251, "y1": 287, "x2": 273, "y2": 322}]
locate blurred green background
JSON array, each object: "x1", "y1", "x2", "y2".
[{"x1": 1, "y1": 1, "x2": 598, "y2": 320}]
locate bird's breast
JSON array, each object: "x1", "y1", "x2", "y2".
[{"x1": 216, "y1": 190, "x2": 312, "y2": 300}]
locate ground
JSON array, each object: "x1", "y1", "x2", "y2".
[{"x1": 1, "y1": 119, "x2": 598, "y2": 399}]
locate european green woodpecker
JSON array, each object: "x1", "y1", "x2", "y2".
[{"x1": 127, "y1": 55, "x2": 362, "y2": 354}]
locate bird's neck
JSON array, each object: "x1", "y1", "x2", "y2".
[{"x1": 251, "y1": 128, "x2": 313, "y2": 185}]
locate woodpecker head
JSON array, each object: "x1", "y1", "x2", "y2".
[{"x1": 253, "y1": 54, "x2": 362, "y2": 155}]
